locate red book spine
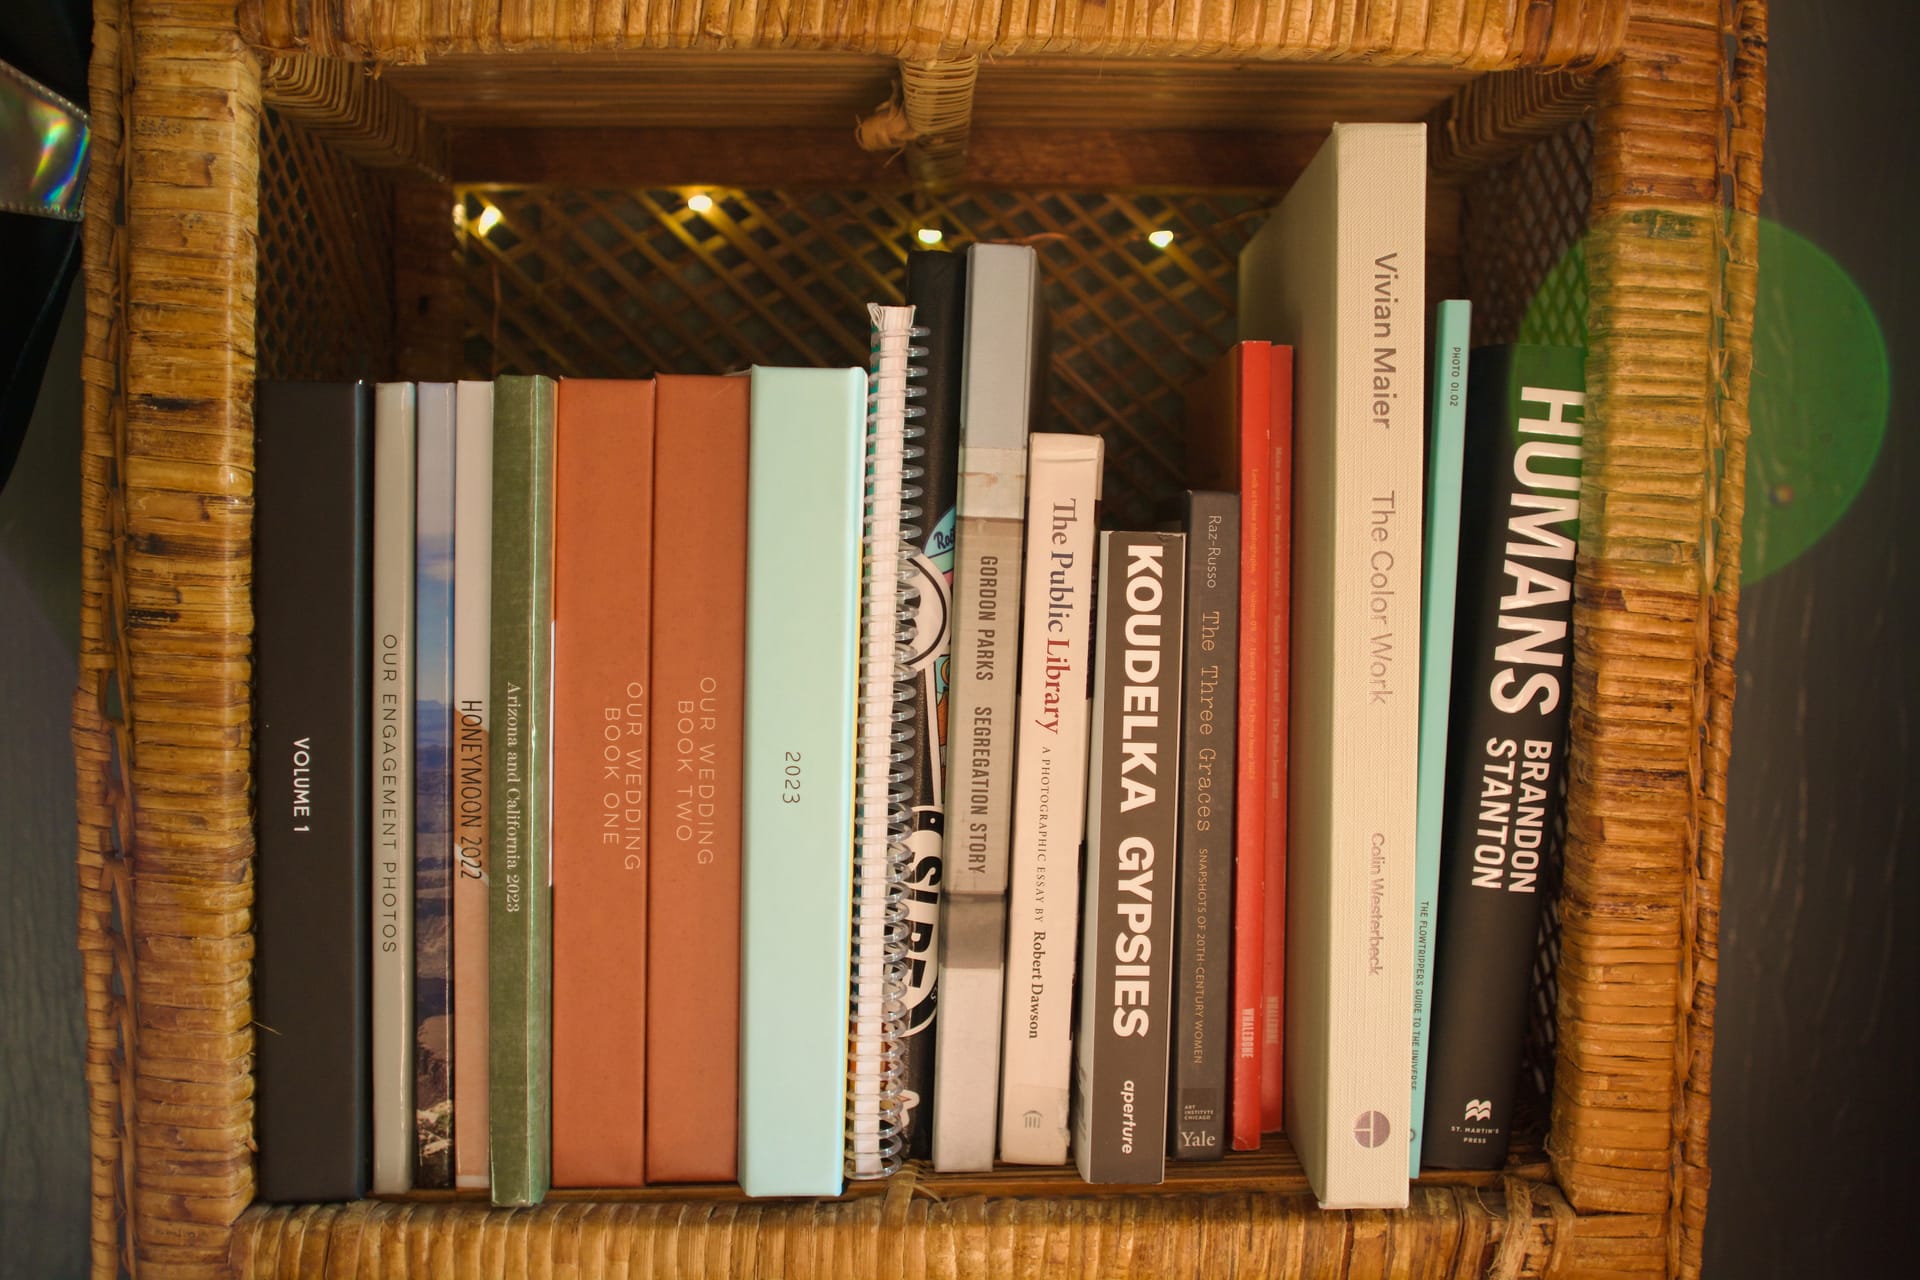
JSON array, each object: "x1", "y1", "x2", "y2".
[
  {"x1": 550, "y1": 379, "x2": 657, "y2": 1187},
  {"x1": 1261, "y1": 347, "x2": 1294, "y2": 1133},
  {"x1": 644, "y1": 375, "x2": 748, "y2": 1183},
  {"x1": 1229, "y1": 346, "x2": 1272, "y2": 1152},
  {"x1": 1231, "y1": 346, "x2": 1272, "y2": 1151}
]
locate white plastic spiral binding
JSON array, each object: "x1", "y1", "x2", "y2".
[{"x1": 849, "y1": 305, "x2": 927, "y2": 1179}]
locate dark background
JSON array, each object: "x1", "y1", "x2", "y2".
[
  {"x1": 1703, "y1": 0, "x2": 1920, "y2": 1272},
  {"x1": 2, "y1": 1, "x2": 1915, "y2": 1274}
]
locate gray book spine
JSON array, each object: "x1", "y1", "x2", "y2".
[
  {"x1": 1073, "y1": 530, "x2": 1187, "y2": 1185},
  {"x1": 1170, "y1": 493, "x2": 1239, "y2": 1161},
  {"x1": 931, "y1": 243, "x2": 1045, "y2": 1172},
  {"x1": 371, "y1": 382, "x2": 417, "y2": 1194}
]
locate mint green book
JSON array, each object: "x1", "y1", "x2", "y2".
[
  {"x1": 1409, "y1": 300, "x2": 1470, "y2": 1175},
  {"x1": 739, "y1": 366, "x2": 864, "y2": 1198},
  {"x1": 487, "y1": 375, "x2": 556, "y2": 1206}
]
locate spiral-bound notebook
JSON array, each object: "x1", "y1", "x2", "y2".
[{"x1": 847, "y1": 303, "x2": 925, "y2": 1179}]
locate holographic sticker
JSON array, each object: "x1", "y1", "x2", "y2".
[{"x1": 0, "y1": 58, "x2": 89, "y2": 221}]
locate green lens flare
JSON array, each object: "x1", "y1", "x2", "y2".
[
  {"x1": 1517, "y1": 214, "x2": 1887, "y2": 585},
  {"x1": 1742, "y1": 219, "x2": 1890, "y2": 584},
  {"x1": 1518, "y1": 239, "x2": 1588, "y2": 351}
]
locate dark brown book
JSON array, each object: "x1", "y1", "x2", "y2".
[
  {"x1": 254, "y1": 380, "x2": 373, "y2": 1203},
  {"x1": 1072, "y1": 529, "x2": 1188, "y2": 1184},
  {"x1": 550, "y1": 379, "x2": 656, "y2": 1188},
  {"x1": 1170, "y1": 491, "x2": 1239, "y2": 1161},
  {"x1": 645, "y1": 374, "x2": 749, "y2": 1183}
]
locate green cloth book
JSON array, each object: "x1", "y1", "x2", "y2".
[
  {"x1": 1410, "y1": 299, "x2": 1471, "y2": 1174},
  {"x1": 486, "y1": 375, "x2": 556, "y2": 1206},
  {"x1": 738, "y1": 365, "x2": 864, "y2": 1197}
]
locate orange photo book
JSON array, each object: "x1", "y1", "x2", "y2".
[{"x1": 550, "y1": 379, "x2": 657, "y2": 1188}]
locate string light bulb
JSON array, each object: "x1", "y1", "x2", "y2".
[
  {"x1": 474, "y1": 205, "x2": 503, "y2": 237},
  {"x1": 687, "y1": 192, "x2": 714, "y2": 214},
  {"x1": 916, "y1": 227, "x2": 944, "y2": 246},
  {"x1": 1148, "y1": 229, "x2": 1175, "y2": 249}
]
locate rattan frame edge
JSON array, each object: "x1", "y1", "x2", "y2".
[
  {"x1": 260, "y1": 54, "x2": 449, "y2": 180},
  {"x1": 234, "y1": 1, "x2": 1630, "y2": 68},
  {"x1": 74, "y1": 1, "x2": 1760, "y2": 1276}
]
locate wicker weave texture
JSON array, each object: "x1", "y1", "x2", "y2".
[
  {"x1": 239, "y1": 0, "x2": 1630, "y2": 67},
  {"x1": 447, "y1": 185, "x2": 1263, "y2": 528},
  {"x1": 79, "y1": 1, "x2": 264, "y2": 1275},
  {"x1": 230, "y1": 1180, "x2": 1670, "y2": 1279},
  {"x1": 1545, "y1": 18, "x2": 1758, "y2": 1276},
  {"x1": 75, "y1": 1, "x2": 1760, "y2": 1277}
]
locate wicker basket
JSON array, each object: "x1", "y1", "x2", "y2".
[{"x1": 73, "y1": 1, "x2": 1761, "y2": 1276}]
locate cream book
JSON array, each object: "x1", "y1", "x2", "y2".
[
  {"x1": 932, "y1": 243, "x2": 1044, "y2": 1172},
  {"x1": 997, "y1": 432, "x2": 1102, "y2": 1166},
  {"x1": 371, "y1": 381, "x2": 416, "y2": 1194},
  {"x1": 1239, "y1": 122, "x2": 1425, "y2": 1209}
]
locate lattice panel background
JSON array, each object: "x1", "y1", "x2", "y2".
[
  {"x1": 1464, "y1": 116, "x2": 1594, "y2": 348},
  {"x1": 453, "y1": 188, "x2": 1269, "y2": 526},
  {"x1": 257, "y1": 107, "x2": 396, "y2": 382}
]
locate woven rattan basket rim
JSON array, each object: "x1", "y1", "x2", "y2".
[{"x1": 74, "y1": 1, "x2": 1761, "y2": 1276}]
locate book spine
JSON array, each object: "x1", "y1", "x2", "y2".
[
  {"x1": 897, "y1": 249, "x2": 965, "y2": 1159},
  {"x1": 932, "y1": 242, "x2": 1041, "y2": 1173},
  {"x1": 550, "y1": 379, "x2": 656, "y2": 1188},
  {"x1": 848, "y1": 305, "x2": 919, "y2": 1179},
  {"x1": 645, "y1": 375, "x2": 748, "y2": 1184},
  {"x1": 1073, "y1": 531, "x2": 1186, "y2": 1185},
  {"x1": 930, "y1": 513, "x2": 1023, "y2": 1172},
  {"x1": 1261, "y1": 346, "x2": 1294, "y2": 1133},
  {"x1": 1421, "y1": 345, "x2": 1584, "y2": 1170},
  {"x1": 487, "y1": 374, "x2": 557, "y2": 1207},
  {"x1": 412, "y1": 382, "x2": 456, "y2": 1189},
  {"x1": 739, "y1": 366, "x2": 864, "y2": 1198},
  {"x1": 371, "y1": 381, "x2": 416, "y2": 1195},
  {"x1": 997, "y1": 431, "x2": 1103, "y2": 1166},
  {"x1": 1409, "y1": 302, "x2": 1471, "y2": 1174},
  {"x1": 450, "y1": 379, "x2": 493, "y2": 1191},
  {"x1": 1314, "y1": 133, "x2": 1423, "y2": 1210},
  {"x1": 1182, "y1": 344, "x2": 1269, "y2": 1153},
  {"x1": 253, "y1": 381, "x2": 371, "y2": 1203},
  {"x1": 1241, "y1": 122, "x2": 1425, "y2": 1208},
  {"x1": 1231, "y1": 348, "x2": 1270, "y2": 1153},
  {"x1": 1170, "y1": 491, "x2": 1239, "y2": 1161}
]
